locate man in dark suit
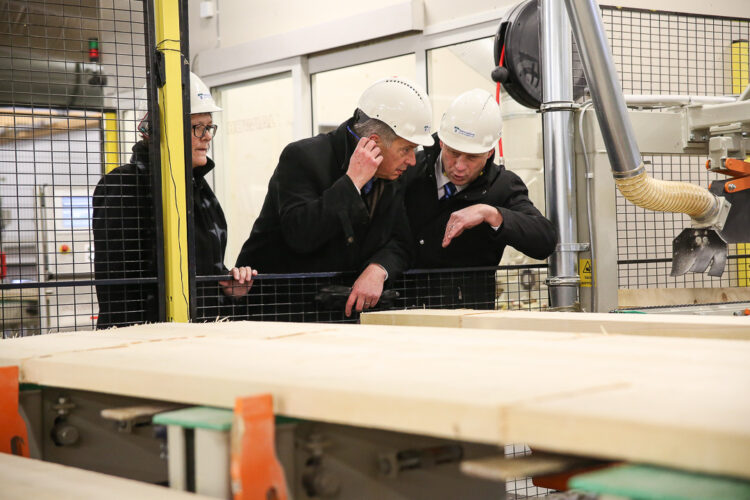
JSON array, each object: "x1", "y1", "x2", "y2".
[
  {"x1": 236, "y1": 77, "x2": 434, "y2": 317},
  {"x1": 404, "y1": 88, "x2": 556, "y2": 308}
]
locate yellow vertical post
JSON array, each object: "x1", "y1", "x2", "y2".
[
  {"x1": 731, "y1": 40, "x2": 748, "y2": 94},
  {"x1": 102, "y1": 112, "x2": 119, "y2": 173},
  {"x1": 731, "y1": 41, "x2": 749, "y2": 287},
  {"x1": 153, "y1": 0, "x2": 190, "y2": 321}
]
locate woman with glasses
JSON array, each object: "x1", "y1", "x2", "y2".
[{"x1": 92, "y1": 72, "x2": 255, "y2": 328}]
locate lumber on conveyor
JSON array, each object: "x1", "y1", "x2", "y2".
[
  {"x1": 0, "y1": 452, "x2": 215, "y2": 500},
  {"x1": 361, "y1": 309, "x2": 750, "y2": 340},
  {"x1": 2, "y1": 320, "x2": 749, "y2": 480}
]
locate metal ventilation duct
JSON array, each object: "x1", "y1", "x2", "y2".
[{"x1": 0, "y1": 48, "x2": 106, "y2": 109}]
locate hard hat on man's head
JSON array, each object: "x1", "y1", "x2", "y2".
[
  {"x1": 190, "y1": 72, "x2": 222, "y2": 114},
  {"x1": 438, "y1": 88, "x2": 502, "y2": 154},
  {"x1": 356, "y1": 77, "x2": 434, "y2": 147}
]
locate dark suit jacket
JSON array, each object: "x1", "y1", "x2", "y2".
[
  {"x1": 235, "y1": 114, "x2": 412, "y2": 279},
  {"x1": 93, "y1": 140, "x2": 232, "y2": 327},
  {"x1": 405, "y1": 134, "x2": 557, "y2": 268}
]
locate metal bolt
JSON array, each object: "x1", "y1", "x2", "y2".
[{"x1": 728, "y1": 183, "x2": 736, "y2": 191}]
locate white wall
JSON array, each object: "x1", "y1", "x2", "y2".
[{"x1": 190, "y1": 0, "x2": 749, "y2": 58}]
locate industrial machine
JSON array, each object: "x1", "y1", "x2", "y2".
[
  {"x1": 491, "y1": 0, "x2": 750, "y2": 311},
  {"x1": 37, "y1": 185, "x2": 98, "y2": 332}
]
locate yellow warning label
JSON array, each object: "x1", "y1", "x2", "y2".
[
  {"x1": 580, "y1": 258, "x2": 592, "y2": 288},
  {"x1": 738, "y1": 243, "x2": 749, "y2": 287}
]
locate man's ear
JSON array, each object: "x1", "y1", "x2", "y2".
[{"x1": 368, "y1": 133, "x2": 380, "y2": 144}]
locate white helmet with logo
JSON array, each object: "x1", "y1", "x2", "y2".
[
  {"x1": 190, "y1": 72, "x2": 222, "y2": 114},
  {"x1": 357, "y1": 77, "x2": 434, "y2": 146},
  {"x1": 438, "y1": 88, "x2": 502, "y2": 154}
]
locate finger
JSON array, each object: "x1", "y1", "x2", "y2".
[
  {"x1": 371, "y1": 146, "x2": 381, "y2": 158},
  {"x1": 356, "y1": 294, "x2": 366, "y2": 312},
  {"x1": 232, "y1": 267, "x2": 242, "y2": 282},
  {"x1": 345, "y1": 290, "x2": 357, "y2": 317},
  {"x1": 369, "y1": 294, "x2": 379, "y2": 307},
  {"x1": 442, "y1": 225, "x2": 455, "y2": 247},
  {"x1": 240, "y1": 266, "x2": 252, "y2": 283}
]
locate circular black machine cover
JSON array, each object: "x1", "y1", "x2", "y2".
[{"x1": 492, "y1": 0, "x2": 586, "y2": 109}]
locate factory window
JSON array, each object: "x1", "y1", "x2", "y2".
[
  {"x1": 213, "y1": 72, "x2": 295, "y2": 265},
  {"x1": 311, "y1": 54, "x2": 416, "y2": 135}
]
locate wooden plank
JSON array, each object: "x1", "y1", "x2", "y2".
[
  {"x1": 2, "y1": 321, "x2": 750, "y2": 479},
  {"x1": 0, "y1": 453, "x2": 215, "y2": 500},
  {"x1": 362, "y1": 310, "x2": 750, "y2": 340},
  {"x1": 619, "y1": 287, "x2": 750, "y2": 307},
  {"x1": 460, "y1": 452, "x2": 605, "y2": 481}
]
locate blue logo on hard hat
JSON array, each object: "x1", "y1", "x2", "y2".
[
  {"x1": 454, "y1": 126, "x2": 475, "y2": 138},
  {"x1": 198, "y1": 92, "x2": 210, "y2": 101}
]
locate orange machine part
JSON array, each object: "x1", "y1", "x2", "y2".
[
  {"x1": 231, "y1": 393, "x2": 288, "y2": 500},
  {"x1": 0, "y1": 366, "x2": 30, "y2": 457},
  {"x1": 532, "y1": 462, "x2": 620, "y2": 490},
  {"x1": 717, "y1": 158, "x2": 750, "y2": 193}
]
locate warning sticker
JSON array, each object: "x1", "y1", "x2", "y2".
[{"x1": 580, "y1": 259, "x2": 592, "y2": 288}]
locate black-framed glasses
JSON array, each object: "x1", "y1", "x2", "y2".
[{"x1": 192, "y1": 124, "x2": 218, "y2": 139}]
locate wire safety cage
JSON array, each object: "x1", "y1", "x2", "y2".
[
  {"x1": 596, "y1": 7, "x2": 750, "y2": 292},
  {"x1": 0, "y1": 0, "x2": 154, "y2": 337}
]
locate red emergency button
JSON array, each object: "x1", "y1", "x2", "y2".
[
  {"x1": 60, "y1": 244, "x2": 71, "y2": 253},
  {"x1": 744, "y1": 308, "x2": 750, "y2": 316}
]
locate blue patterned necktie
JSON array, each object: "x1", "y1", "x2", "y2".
[
  {"x1": 362, "y1": 179, "x2": 375, "y2": 195},
  {"x1": 441, "y1": 181, "x2": 456, "y2": 200}
]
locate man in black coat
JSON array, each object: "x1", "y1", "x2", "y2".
[
  {"x1": 93, "y1": 73, "x2": 255, "y2": 328},
  {"x1": 235, "y1": 77, "x2": 434, "y2": 317},
  {"x1": 404, "y1": 88, "x2": 556, "y2": 308}
]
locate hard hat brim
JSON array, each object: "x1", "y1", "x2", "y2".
[
  {"x1": 402, "y1": 132, "x2": 435, "y2": 147},
  {"x1": 437, "y1": 131, "x2": 495, "y2": 155}
]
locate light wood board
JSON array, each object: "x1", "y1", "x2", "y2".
[
  {"x1": 361, "y1": 309, "x2": 750, "y2": 340},
  {"x1": 618, "y1": 287, "x2": 750, "y2": 307},
  {"x1": 0, "y1": 453, "x2": 215, "y2": 500},
  {"x1": 2, "y1": 320, "x2": 750, "y2": 480}
]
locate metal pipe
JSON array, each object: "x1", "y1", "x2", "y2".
[
  {"x1": 563, "y1": 0, "x2": 642, "y2": 177},
  {"x1": 541, "y1": 0, "x2": 579, "y2": 309},
  {"x1": 564, "y1": 0, "x2": 722, "y2": 228}
]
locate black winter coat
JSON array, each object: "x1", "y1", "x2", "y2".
[
  {"x1": 92, "y1": 140, "x2": 231, "y2": 328},
  {"x1": 405, "y1": 135, "x2": 557, "y2": 268},
  {"x1": 235, "y1": 115, "x2": 412, "y2": 278}
]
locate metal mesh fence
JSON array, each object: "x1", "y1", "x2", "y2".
[
  {"x1": 594, "y1": 6, "x2": 750, "y2": 294},
  {"x1": 0, "y1": 0, "x2": 152, "y2": 337},
  {"x1": 616, "y1": 156, "x2": 748, "y2": 289},
  {"x1": 194, "y1": 265, "x2": 549, "y2": 324},
  {"x1": 580, "y1": 6, "x2": 750, "y2": 97}
]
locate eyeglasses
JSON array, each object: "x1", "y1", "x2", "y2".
[{"x1": 192, "y1": 124, "x2": 218, "y2": 139}]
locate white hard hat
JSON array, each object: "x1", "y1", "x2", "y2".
[
  {"x1": 438, "y1": 88, "x2": 502, "y2": 154},
  {"x1": 190, "y1": 72, "x2": 222, "y2": 114},
  {"x1": 357, "y1": 77, "x2": 434, "y2": 146}
]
